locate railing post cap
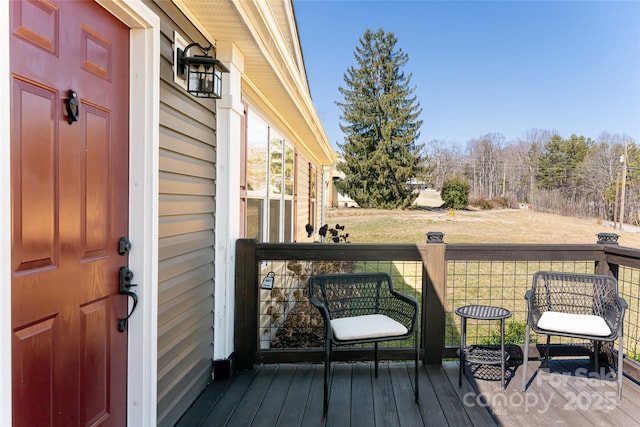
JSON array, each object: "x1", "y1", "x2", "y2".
[
  {"x1": 597, "y1": 232, "x2": 619, "y2": 245},
  {"x1": 426, "y1": 231, "x2": 445, "y2": 243}
]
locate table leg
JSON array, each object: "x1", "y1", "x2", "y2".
[
  {"x1": 459, "y1": 317, "x2": 466, "y2": 386},
  {"x1": 500, "y1": 318, "x2": 505, "y2": 389}
]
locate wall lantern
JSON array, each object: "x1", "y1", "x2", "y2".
[{"x1": 176, "y1": 42, "x2": 229, "y2": 99}]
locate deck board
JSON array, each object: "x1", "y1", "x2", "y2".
[
  {"x1": 275, "y1": 365, "x2": 315, "y2": 427},
  {"x1": 426, "y1": 364, "x2": 477, "y2": 426},
  {"x1": 251, "y1": 364, "x2": 296, "y2": 427},
  {"x1": 389, "y1": 363, "x2": 423, "y2": 426},
  {"x1": 196, "y1": 369, "x2": 258, "y2": 427},
  {"x1": 326, "y1": 364, "x2": 352, "y2": 426},
  {"x1": 224, "y1": 364, "x2": 277, "y2": 426},
  {"x1": 438, "y1": 363, "x2": 499, "y2": 427},
  {"x1": 300, "y1": 365, "x2": 325, "y2": 427},
  {"x1": 179, "y1": 359, "x2": 640, "y2": 427},
  {"x1": 370, "y1": 362, "x2": 401, "y2": 427},
  {"x1": 414, "y1": 363, "x2": 454, "y2": 427},
  {"x1": 350, "y1": 363, "x2": 375, "y2": 427}
]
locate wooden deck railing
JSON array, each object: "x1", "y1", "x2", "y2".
[{"x1": 234, "y1": 236, "x2": 640, "y2": 383}]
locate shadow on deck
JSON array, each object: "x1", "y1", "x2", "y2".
[{"x1": 176, "y1": 359, "x2": 640, "y2": 426}]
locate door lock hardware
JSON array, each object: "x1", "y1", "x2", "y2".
[
  {"x1": 65, "y1": 89, "x2": 79, "y2": 125},
  {"x1": 118, "y1": 267, "x2": 138, "y2": 332},
  {"x1": 118, "y1": 237, "x2": 131, "y2": 255}
]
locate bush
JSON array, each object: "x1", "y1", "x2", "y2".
[
  {"x1": 477, "y1": 199, "x2": 493, "y2": 210},
  {"x1": 469, "y1": 196, "x2": 513, "y2": 210},
  {"x1": 494, "y1": 196, "x2": 511, "y2": 208},
  {"x1": 441, "y1": 177, "x2": 470, "y2": 210},
  {"x1": 482, "y1": 320, "x2": 534, "y2": 345}
]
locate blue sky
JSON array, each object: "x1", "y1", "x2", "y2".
[{"x1": 293, "y1": 0, "x2": 640, "y2": 151}]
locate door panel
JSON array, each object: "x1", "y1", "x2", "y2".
[
  {"x1": 82, "y1": 105, "x2": 110, "y2": 258},
  {"x1": 10, "y1": 1, "x2": 130, "y2": 425},
  {"x1": 79, "y1": 298, "x2": 110, "y2": 425},
  {"x1": 12, "y1": 79, "x2": 58, "y2": 273},
  {"x1": 13, "y1": 317, "x2": 56, "y2": 426}
]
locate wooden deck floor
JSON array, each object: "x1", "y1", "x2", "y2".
[{"x1": 176, "y1": 359, "x2": 640, "y2": 427}]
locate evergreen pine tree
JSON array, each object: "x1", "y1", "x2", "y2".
[
  {"x1": 536, "y1": 134, "x2": 591, "y2": 196},
  {"x1": 336, "y1": 28, "x2": 425, "y2": 209}
]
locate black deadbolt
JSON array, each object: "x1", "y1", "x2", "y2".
[{"x1": 118, "y1": 237, "x2": 132, "y2": 255}]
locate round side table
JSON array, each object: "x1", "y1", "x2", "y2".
[{"x1": 455, "y1": 305, "x2": 512, "y2": 389}]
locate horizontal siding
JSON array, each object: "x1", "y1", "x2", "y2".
[
  {"x1": 158, "y1": 326, "x2": 212, "y2": 398},
  {"x1": 159, "y1": 247, "x2": 215, "y2": 282},
  {"x1": 159, "y1": 213, "x2": 215, "y2": 238},
  {"x1": 160, "y1": 125, "x2": 216, "y2": 161},
  {"x1": 160, "y1": 82, "x2": 214, "y2": 127},
  {"x1": 160, "y1": 105, "x2": 215, "y2": 145},
  {"x1": 158, "y1": 266, "x2": 215, "y2": 314},
  {"x1": 158, "y1": 284, "x2": 213, "y2": 354},
  {"x1": 159, "y1": 230, "x2": 215, "y2": 260},
  {"x1": 150, "y1": 0, "x2": 218, "y2": 425},
  {"x1": 159, "y1": 171, "x2": 214, "y2": 196},
  {"x1": 159, "y1": 194, "x2": 216, "y2": 216},
  {"x1": 158, "y1": 297, "x2": 213, "y2": 359},
  {"x1": 157, "y1": 344, "x2": 211, "y2": 424},
  {"x1": 160, "y1": 149, "x2": 215, "y2": 180}
]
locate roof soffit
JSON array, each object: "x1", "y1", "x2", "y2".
[{"x1": 172, "y1": 0, "x2": 334, "y2": 165}]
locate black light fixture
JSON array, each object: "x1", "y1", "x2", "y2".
[{"x1": 176, "y1": 42, "x2": 229, "y2": 99}]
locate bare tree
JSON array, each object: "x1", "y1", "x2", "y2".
[
  {"x1": 518, "y1": 129, "x2": 556, "y2": 201},
  {"x1": 466, "y1": 133, "x2": 504, "y2": 199},
  {"x1": 426, "y1": 139, "x2": 464, "y2": 191},
  {"x1": 501, "y1": 143, "x2": 528, "y2": 203},
  {"x1": 576, "y1": 141, "x2": 617, "y2": 219},
  {"x1": 423, "y1": 127, "x2": 638, "y2": 227}
]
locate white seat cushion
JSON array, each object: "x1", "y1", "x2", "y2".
[
  {"x1": 537, "y1": 311, "x2": 612, "y2": 337},
  {"x1": 330, "y1": 314, "x2": 408, "y2": 341}
]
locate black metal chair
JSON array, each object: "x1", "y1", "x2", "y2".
[
  {"x1": 308, "y1": 272, "x2": 419, "y2": 417},
  {"x1": 522, "y1": 271, "x2": 628, "y2": 400}
]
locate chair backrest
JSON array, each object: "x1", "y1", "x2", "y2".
[
  {"x1": 531, "y1": 271, "x2": 619, "y2": 316},
  {"x1": 308, "y1": 272, "x2": 396, "y2": 320}
]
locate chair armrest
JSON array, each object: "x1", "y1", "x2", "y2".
[
  {"x1": 524, "y1": 288, "x2": 544, "y2": 328},
  {"x1": 386, "y1": 290, "x2": 419, "y2": 332},
  {"x1": 391, "y1": 289, "x2": 419, "y2": 308},
  {"x1": 309, "y1": 295, "x2": 333, "y2": 340},
  {"x1": 592, "y1": 294, "x2": 627, "y2": 339},
  {"x1": 309, "y1": 295, "x2": 331, "y2": 320},
  {"x1": 618, "y1": 296, "x2": 629, "y2": 310},
  {"x1": 524, "y1": 289, "x2": 533, "y2": 301},
  {"x1": 611, "y1": 296, "x2": 628, "y2": 336}
]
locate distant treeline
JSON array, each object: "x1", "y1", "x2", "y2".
[{"x1": 426, "y1": 129, "x2": 638, "y2": 224}]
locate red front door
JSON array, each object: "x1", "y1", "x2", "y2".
[{"x1": 10, "y1": 0, "x2": 130, "y2": 425}]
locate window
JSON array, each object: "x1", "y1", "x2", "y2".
[
  {"x1": 284, "y1": 199, "x2": 293, "y2": 243},
  {"x1": 245, "y1": 107, "x2": 295, "y2": 242},
  {"x1": 247, "y1": 115, "x2": 268, "y2": 194},
  {"x1": 268, "y1": 199, "x2": 280, "y2": 243},
  {"x1": 246, "y1": 198, "x2": 263, "y2": 240},
  {"x1": 269, "y1": 135, "x2": 283, "y2": 197},
  {"x1": 309, "y1": 164, "x2": 317, "y2": 232},
  {"x1": 284, "y1": 145, "x2": 294, "y2": 197},
  {"x1": 246, "y1": 113, "x2": 268, "y2": 240},
  {"x1": 283, "y1": 145, "x2": 295, "y2": 242}
]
